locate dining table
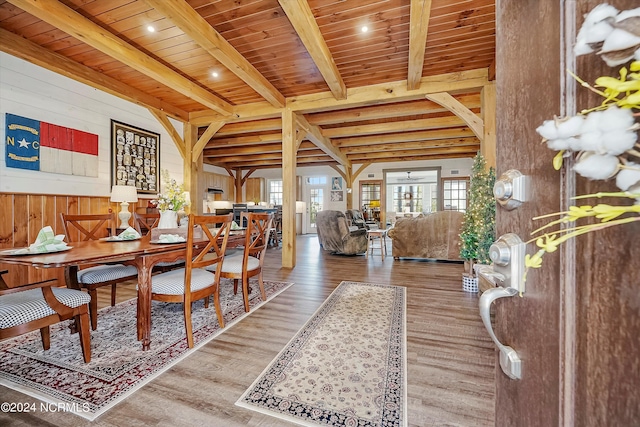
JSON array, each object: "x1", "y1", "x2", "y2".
[{"x1": 0, "y1": 231, "x2": 245, "y2": 351}]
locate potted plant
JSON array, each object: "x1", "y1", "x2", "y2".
[{"x1": 459, "y1": 152, "x2": 496, "y2": 292}]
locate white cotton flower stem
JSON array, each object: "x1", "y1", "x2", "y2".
[
  {"x1": 572, "y1": 191, "x2": 640, "y2": 200},
  {"x1": 626, "y1": 149, "x2": 640, "y2": 159}
]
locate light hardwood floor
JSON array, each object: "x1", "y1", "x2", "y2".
[{"x1": 0, "y1": 235, "x2": 495, "y2": 426}]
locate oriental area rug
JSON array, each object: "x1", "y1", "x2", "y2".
[
  {"x1": 236, "y1": 281, "x2": 407, "y2": 427},
  {"x1": 0, "y1": 279, "x2": 293, "y2": 421}
]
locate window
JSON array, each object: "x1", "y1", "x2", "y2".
[
  {"x1": 392, "y1": 185, "x2": 423, "y2": 213},
  {"x1": 307, "y1": 176, "x2": 327, "y2": 185},
  {"x1": 269, "y1": 180, "x2": 283, "y2": 205},
  {"x1": 441, "y1": 178, "x2": 469, "y2": 212}
]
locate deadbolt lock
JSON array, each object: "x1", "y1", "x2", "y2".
[{"x1": 494, "y1": 170, "x2": 528, "y2": 210}]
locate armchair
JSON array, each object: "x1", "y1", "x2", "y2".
[
  {"x1": 316, "y1": 210, "x2": 368, "y2": 255},
  {"x1": 344, "y1": 209, "x2": 369, "y2": 229}
]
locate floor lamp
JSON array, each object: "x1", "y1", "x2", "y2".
[{"x1": 110, "y1": 185, "x2": 138, "y2": 229}]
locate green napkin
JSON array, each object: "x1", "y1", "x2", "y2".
[
  {"x1": 25, "y1": 226, "x2": 68, "y2": 253},
  {"x1": 158, "y1": 234, "x2": 185, "y2": 243},
  {"x1": 117, "y1": 227, "x2": 141, "y2": 240}
]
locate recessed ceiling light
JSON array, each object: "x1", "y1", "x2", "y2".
[
  {"x1": 212, "y1": 71, "x2": 219, "y2": 78},
  {"x1": 147, "y1": 25, "x2": 155, "y2": 33},
  {"x1": 361, "y1": 26, "x2": 368, "y2": 33}
]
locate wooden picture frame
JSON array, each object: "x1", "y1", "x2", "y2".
[{"x1": 111, "y1": 120, "x2": 160, "y2": 194}]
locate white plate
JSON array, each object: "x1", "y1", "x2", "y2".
[
  {"x1": 101, "y1": 236, "x2": 140, "y2": 242},
  {"x1": 0, "y1": 246, "x2": 73, "y2": 256}
]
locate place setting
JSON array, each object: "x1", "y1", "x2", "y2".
[
  {"x1": 100, "y1": 226, "x2": 141, "y2": 242},
  {"x1": 0, "y1": 226, "x2": 72, "y2": 256}
]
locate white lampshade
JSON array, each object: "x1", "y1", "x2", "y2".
[{"x1": 110, "y1": 185, "x2": 138, "y2": 203}]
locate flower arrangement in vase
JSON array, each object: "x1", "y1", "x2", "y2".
[
  {"x1": 154, "y1": 169, "x2": 190, "y2": 229},
  {"x1": 524, "y1": 3, "x2": 640, "y2": 281}
]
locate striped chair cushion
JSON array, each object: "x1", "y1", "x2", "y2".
[
  {"x1": 0, "y1": 288, "x2": 91, "y2": 329},
  {"x1": 206, "y1": 256, "x2": 260, "y2": 274},
  {"x1": 151, "y1": 268, "x2": 216, "y2": 295},
  {"x1": 77, "y1": 264, "x2": 138, "y2": 284}
]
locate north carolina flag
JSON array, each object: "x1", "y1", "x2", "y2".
[{"x1": 6, "y1": 113, "x2": 98, "y2": 177}]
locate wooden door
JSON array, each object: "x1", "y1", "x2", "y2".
[{"x1": 495, "y1": 0, "x2": 639, "y2": 425}]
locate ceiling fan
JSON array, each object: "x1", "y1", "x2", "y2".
[{"x1": 399, "y1": 171, "x2": 420, "y2": 181}]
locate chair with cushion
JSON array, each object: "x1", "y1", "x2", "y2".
[
  {"x1": 316, "y1": 210, "x2": 368, "y2": 255},
  {"x1": 134, "y1": 211, "x2": 184, "y2": 272},
  {"x1": 150, "y1": 213, "x2": 232, "y2": 348},
  {"x1": 61, "y1": 213, "x2": 138, "y2": 330},
  {"x1": 232, "y1": 203, "x2": 248, "y2": 227},
  {"x1": 0, "y1": 270, "x2": 91, "y2": 363},
  {"x1": 268, "y1": 205, "x2": 282, "y2": 247},
  {"x1": 133, "y1": 211, "x2": 160, "y2": 236},
  {"x1": 207, "y1": 212, "x2": 272, "y2": 313}
]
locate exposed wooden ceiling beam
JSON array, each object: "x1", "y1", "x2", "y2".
[
  {"x1": 425, "y1": 92, "x2": 484, "y2": 141},
  {"x1": 7, "y1": 0, "x2": 233, "y2": 116},
  {"x1": 278, "y1": 0, "x2": 346, "y2": 100},
  {"x1": 206, "y1": 149, "x2": 327, "y2": 164},
  {"x1": 193, "y1": 121, "x2": 225, "y2": 162},
  {"x1": 333, "y1": 128, "x2": 475, "y2": 147},
  {"x1": 220, "y1": 156, "x2": 334, "y2": 169},
  {"x1": 341, "y1": 138, "x2": 480, "y2": 153},
  {"x1": 206, "y1": 133, "x2": 285, "y2": 147},
  {"x1": 149, "y1": 110, "x2": 185, "y2": 159},
  {"x1": 349, "y1": 152, "x2": 476, "y2": 163},
  {"x1": 204, "y1": 141, "x2": 316, "y2": 157},
  {"x1": 288, "y1": 69, "x2": 488, "y2": 113},
  {"x1": 145, "y1": 0, "x2": 285, "y2": 108},
  {"x1": 322, "y1": 115, "x2": 471, "y2": 138},
  {"x1": 296, "y1": 114, "x2": 351, "y2": 168},
  {"x1": 307, "y1": 94, "x2": 481, "y2": 126},
  {"x1": 347, "y1": 145, "x2": 478, "y2": 160},
  {"x1": 408, "y1": 0, "x2": 433, "y2": 90},
  {"x1": 0, "y1": 28, "x2": 189, "y2": 122},
  {"x1": 216, "y1": 118, "x2": 282, "y2": 136}
]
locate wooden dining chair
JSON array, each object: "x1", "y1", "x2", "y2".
[
  {"x1": 133, "y1": 212, "x2": 160, "y2": 236},
  {"x1": 207, "y1": 212, "x2": 273, "y2": 313},
  {"x1": 0, "y1": 270, "x2": 91, "y2": 363},
  {"x1": 61, "y1": 213, "x2": 138, "y2": 330},
  {"x1": 149, "y1": 213, "x2": 233, "y2": 348}
]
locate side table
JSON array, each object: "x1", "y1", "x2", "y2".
[{"x1": 366, "y1": 228, "x2": 388, "y2": 261}]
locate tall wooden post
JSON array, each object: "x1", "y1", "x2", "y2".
[
  {"x1": 282, "y1": 107, "x2": 297, "y2": 268},
  {"x1": 481, "y1": 82, "x2": 496, "y2": 170},
  {"x1": 183, "y1": 123, "x2": 203, "y2": 214}
]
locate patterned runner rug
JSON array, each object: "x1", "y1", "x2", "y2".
[
  {"x1": 236, "y1": 281, "x2": 407, "y2": 427},
  {"x1": 0, "y1": 279, "x2": 293, "y2": 421}
]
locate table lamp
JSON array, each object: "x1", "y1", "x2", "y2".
[
  {"x1": 110, "y1": 185, "x2": 138, "y2": 228},
  {"x1": 369, "y1": 200, "x2": 381, "y2": 208}
]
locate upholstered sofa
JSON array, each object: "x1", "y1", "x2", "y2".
[
  {"x1": 316, "y1": 210, "x2": 368, "y2": 255},
  {"x1": 387, "y1": 211, "x2": 464, "y2": 261}
]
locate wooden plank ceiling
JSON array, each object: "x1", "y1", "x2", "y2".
[{"x1": 0, "y1": 0, "x2": 495, "y2": 171}]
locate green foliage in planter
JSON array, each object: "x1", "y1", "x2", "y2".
[{"x1": 459, "y1": 153, "x2": 496, "y2": 272}]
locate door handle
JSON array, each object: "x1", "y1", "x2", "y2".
[
  {"x1": 479, "y1": 287, "x2": 522, "y2": 379},
  {"x1": 477, "y1": 233, "x2": 525, "y2": 380}
]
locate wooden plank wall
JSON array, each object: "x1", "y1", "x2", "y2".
[{"x1": 0, "y1": 192, "x2": 145, "y2": 287}]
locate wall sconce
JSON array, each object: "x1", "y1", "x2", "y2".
[
  {"x1": 110, "y1": 185, "x2": 138, "y2": 228},
  {"x1": 346, "y1": 188, "x2": 352, "y2": 194},
  {"x1": 296, "y1": 201, "x2": 306, "y2": 214}
]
